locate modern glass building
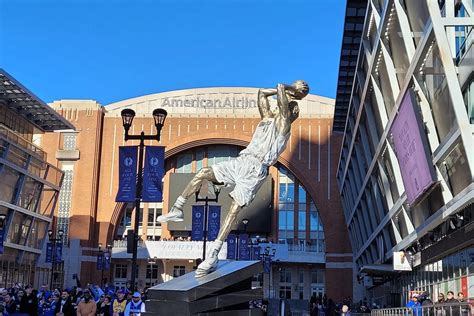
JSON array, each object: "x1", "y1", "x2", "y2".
[
  {"x1": 0, "y1": 69, "x2": 74, "y2": 288},
  {"x1": 335, "y1": 0, "x2": 474, "y2": 306}
]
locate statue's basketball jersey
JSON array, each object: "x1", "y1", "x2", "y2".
[{"x1": 240, "y1": 117, "x2": 290, "y2": 166}]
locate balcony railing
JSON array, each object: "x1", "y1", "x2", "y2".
[
  {"x1": 371, "y1": 303, "x2": 473, "y2": 316},
  {"x1": 0, "y1": 124, "x2": 46, "y2": 160}
]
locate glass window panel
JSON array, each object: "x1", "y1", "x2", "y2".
[
  {"x1": 196, "y1": 148, "x2": 205, "y2": 171},
  {"x1": 287, "y1": 210, "x2": 294, "y2": 230},
  {"x1": 298, "y1": 184, "x2": 306, "y2": 203},
  {"x1": 147, "y1": 208, "x2": 155, "y2": 226},
  {"x1": 278, "y1": 210, "x2": 286, "y2": 230},
  {"x1": 26, "y1": 218, "x2": 47, "y2": 249},
  {"x1": 0, "y1": 165, "x2": 21, "y2": 203},
  {"x1": 298, "y1": 209, "x2": 306, "y2": 231},
  {"x1": 415, "y1": 42, "x2": 456, "y2": 141},
  {"x1": 17, "y1": 176, "x2": 42, "y2": 212},
  {"x1": 176, "y1": 152, "x2": 192, "y2": 173},
  {"x1": 6, "y1": 211, "x2": 32, "y2": 246}
]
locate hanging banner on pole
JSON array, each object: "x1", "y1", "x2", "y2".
[
  {"x1": 238, "y1": 233, "x2": 250, "y2": 260},
  {"x1": 142, "y1": 146, "x2": 165, "y2": 202},
  {"x1": 55, "y1": 243, "x2": 63, "y2": 262},
  {"x1": 226, "y1": 234, "x2": 237, "y2": 260},
  {"x1": 191, "y1": 205, "x2": 205, "y2": 241},
  {"x1": 97, "y1": 253, "x2": 104, "y2": 270},
  {"x1": 253, "y1": 246, "x2": 261, "y2": 260},
  {"x1": 207, "y1": 206, "x2": 221, "y2": 241},
  {"x1": 46, "y1": 243, "x2": 53, "y2": 263},
  {"x1": 104, "y1": 251, "x2": 111, "y2": 270},
  {"x1": 0, "y1": 229, "x2": 4, "y2": 254},
  {"x1": 116, "y1": 146, "x2": 138, "y2": 202},
  {"x1": 264, "y1": 257, "x2": 271, "y2": 273}
]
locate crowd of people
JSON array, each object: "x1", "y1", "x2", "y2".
[
  {"x1": 0, "y1": 283, "x2": 146, "y2": 316},
  {"x1": 308, "y1": 294, "x2": 377, "y2": 315},
  {"x1": 406, "y1": 290, "x2": 470, "y2": 315}
]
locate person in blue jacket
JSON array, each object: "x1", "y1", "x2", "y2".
[{"x1": 406, "y1": 293, "x2": 422, "y2": 316}]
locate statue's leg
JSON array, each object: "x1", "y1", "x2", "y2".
[
  {"x1": 181, "y1": 167, "x2": 218, "y2": 199},
  {"x1": 157, "y1": 167, "x2": 218, "y2": 223},
  {"x1": 195, "y1": 201, "x2": 241, "y2": 277}
]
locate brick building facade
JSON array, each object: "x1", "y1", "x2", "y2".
[{"x1": 40, "y1": 87, "x2": 353, "y2": 301}]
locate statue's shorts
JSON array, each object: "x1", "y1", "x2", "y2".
[{"x1": 211, "y1": 154, "x2": 268, "y2": 207}]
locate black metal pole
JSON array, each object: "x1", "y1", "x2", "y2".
[
  {"x1": 202, "y1": 197, "x2": 209, "y2": 261},
  {"x1": 131, "y1": 132, "x2": 145, "y2": 292},
  {"x1": 49, "y1": 240, "x2": 55, "y2": 290}
]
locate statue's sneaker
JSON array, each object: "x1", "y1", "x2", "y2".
[
  {"x1": 157, "y1": 207, "x2": 184, "y2": 223},
  {"x1": 195, "y1": 241, "x2": 223, "y2": 278},
  {"x1": 195, "y1": 252, "x2": 219, "y2": 278}
]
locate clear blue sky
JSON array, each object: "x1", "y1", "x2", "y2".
[{"x1": 0, "y1": 0, "x2": 346, "y2": 105}]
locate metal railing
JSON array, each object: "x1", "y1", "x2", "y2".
[
  {"x1": 371, "y1": 303, "x2": 473, "y2": 316},
  {"x1": 0, "y1": 124, "x2": 47, "y2": 160}
]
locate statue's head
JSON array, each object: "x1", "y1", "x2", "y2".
[{"x1": 290, "y1": 80, "x2": 309, "y2": 100}]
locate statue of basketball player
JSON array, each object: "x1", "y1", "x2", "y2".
[{"x1": 158, "y1": 81, "x2": 310, "y2": 277}]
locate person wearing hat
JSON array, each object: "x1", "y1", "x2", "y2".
[
  {"x1": 406, "y1": 293, "x2": 422, "y2": 316},
  {"x1": 112, "y1": 289, "x2": 127, "y2": 316},
  {"x1": 124, "y1": 292, "x2": 145, "y2": 316},
  {"x1": 76, "y1": 289, "x2": 97, "y2": 316}
]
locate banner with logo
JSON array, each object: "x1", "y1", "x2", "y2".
[
  {"x1": 97, "y1": 253, "x2": 104, "y2": 270},
  {"x1": 238, "y1": 233, "x2": 250, "y2": 260},
  {"x1": 116, "y1": 146, "x2": 138, "y2": 202},
  {"x1": 104, "y1": 251, "x2": 111, "y2": 270},
  {"x1": 0, "y1": 229, "x2": 4, "y2": 254},
  {"x1": 264, "y1": 257, "x2": 271, "y2": 273},
  {"x1": 226, "y1": 234, "x2": 237, "y2": 260},
  {"x1": 191, "y1": 205, "x2": 205, "y2": 241},
  {"x1": 252, "y1": 245, "x2": 260, "y2": 260},
  {"x1": 142, "y1": 146, "x2": 165, "y2": 202},
  {"x1": 55, "y1": 243, "x2": 63, "y2": 262},
  {"x1": 46, "y1": 243, "x2": 53, "y2": 263},
  {"x1": 207, "y1": 206, "x2": 221, "y2": 241}
]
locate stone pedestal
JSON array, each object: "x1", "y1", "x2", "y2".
[{"x1": 145, "y1": 260, "x2": 264, "y2": 315}]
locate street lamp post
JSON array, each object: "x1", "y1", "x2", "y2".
[
  {"x1": 121, "y1": 108, "x2": 167, "y2": 292},
  {"x1": 48, "y1": 229, "x2": 64, "y2": 291},
  {"x1": 147, "y1": 256, "x2": 157, "y2": 287},
  {"x1": 260, "y1": 244, "x2": 276, "y2": 298},
  {"x1": 195, "y1": 184, "x2": 221, "y2": 261}
]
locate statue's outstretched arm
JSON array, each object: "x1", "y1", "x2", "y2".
[
  {"x1": 276, "y1": 83, "x2": 292, "y2": 119},
  {"x1": 257, "y1": 88, "x2": 277, "y2": 119}
]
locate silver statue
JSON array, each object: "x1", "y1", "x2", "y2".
[{"x1": 158, "y1": 81, "x2": 310, "y2": 277}]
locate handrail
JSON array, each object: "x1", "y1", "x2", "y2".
[
  {"x1": 0, "y1": 124, "x2": 47, "y2": 160},
  {"x1": 371, "y1": 302, "x2": 473, "y2": 316}
]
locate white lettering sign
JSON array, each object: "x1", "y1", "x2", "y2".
[{"x1": 161, "y1": 97, "x2": 257, "y2": 109}]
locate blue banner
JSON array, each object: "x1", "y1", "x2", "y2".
[
  {"x1": 238, "y1": 234, "x2": 250, "y2": 260},
  {"x1": 0, "y1": 229, "x2": 4, "y2": 254},
  {"x1": 252, "y1": 245, "x2": 261, "y2": 260},
  {"x1": 264, "y1": 257, "x2": 271, "y2": 273},
  {"x1": 207, "y1": 206, "x2": 221, "y2": 241},
  {"x1": 104, "y1": 251, "x2": 111, "y2": 270},
  {"x1": 55, "y1": 243, "x2": 63, "y2": 262},
  {"x1": 226, "y1": 234, "x2": 237, "y2": 260},
  {"x1": 142, "y1": 146, "x2": 165, "y2": 202},
  {"x1": 191, "y1": 205, "x2": 205, "y2": 241},
  {"x1": 97, "y1": 254, "x2": 104, "y2": 270},
  {"x1": 46, "y1": 243, "x2": 53, "y2": 263},
  {"x1": 116, "y1": 146, "x2": 138, "y2": 202}
]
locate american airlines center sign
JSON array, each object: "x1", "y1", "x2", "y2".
[
  {"x1": 105, "y1": 87, "x2": 335, "y2": 117},
  {"x1": 161, "y1": 96, "x2": 257, "y2": 109}
]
